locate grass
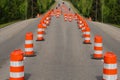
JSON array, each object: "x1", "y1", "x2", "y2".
[
  {"x1": 0, "y1": 20, "x2": 21, "y2": 29},
  {"x1": 0, "y1": 2, "x2": 57, "y2": 29},
  {"x1": 50, "y1": 1, "x2": 57, "y2": 9},
  {"x1": 112, "y1": 24, "x2": 120, "y2": 28}
]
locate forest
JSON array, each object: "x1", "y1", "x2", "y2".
[
  {"x1": 70, "y1": 0, "x2": 120, "y2": 25},
  {"x1": 0, "y1": 0, "x2": 55, "y2": 24}
]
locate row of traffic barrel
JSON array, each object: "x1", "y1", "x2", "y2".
[
  {"x1": 9, "y1": 2, "x2": 118, "y2": 80},
  {"x1": 75, "y1": 13, "x2": 118, "y2": 80},
  {"x1": 9, "y1": 9, "x2": 54, "y2": 80},
  {"x1": 50, "y1": 3, "x2": 118, "y2": 80},
  {"x1": 47, "y1": 3, "x2": 118, "y2": 80},
  {"x1": 9, "y1": 4, "x2": 65, "y2": 80}
]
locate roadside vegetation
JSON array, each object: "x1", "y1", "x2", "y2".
[
  {"x1": 0, "y1": 0, "x2": 55, "y2": 25},
  {"x1": 68, "y1": 0, "x2": 120, "y2": 25}
]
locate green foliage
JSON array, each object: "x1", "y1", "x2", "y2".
[
  {"x1": 37, "y1": 0, "x2": 55, "y2": 14},
  {"x1": 0, "y1": 0, "x2": 55, "y2": 24},
  {"x1": 70, "y1": 0, "x2": 120, "y2": 25}
]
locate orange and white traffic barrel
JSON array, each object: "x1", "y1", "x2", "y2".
[
  {"x1": 46, "y1": 15, "x2": 51, "y2": 26},
  {"x1": 10, "y1": 49, "x2": 24, "y2": 80},
  {"x1": 42, "y1": 21, "x2": 47, "y2": 29},
  {"x1": 46, "y1": 19, "x2": 50, "y2": 26},
  {"x1": 68, "y1": 14, "x2": 72, "y2": 22},
  {"x1": 93, "y1": 35, "x2": 103, "y2": 59},
  {"x1": 74, "y1": 13, "x2": 78, "y2": 20},
  {"x1": 36, "y1": 24, "x2": 44, "y2": 41},
  {"x1": 83, "y1": 27, "x2": 91, "y2": 44},
  {"x1": 64, "y1": 14, "x2": 67, "y2": 21},
  {"x1": 44, "y1": 18, "x2": 49, "y2": 26},
  {"x1": 81, "y1": 25, "x2": 86, "y2": 37},
  {"x1": 78, "y1": 21, "x2": 83, "y2": 29},
  {"x1": 25, "y1": 32, "x2": 34, "y2": 56},
  {"x1": 103, "y1": 52, "x2": 117, "y2": 80},
  {"x1": 38, "y1": 23, "x2": 45, "y2": 34},
  {"x1": 78, "y1": 23, "x2": 84, "y2": 29}
]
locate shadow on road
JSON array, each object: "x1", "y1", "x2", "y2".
[
  {"x1": 5, "y1": 73, "x2": 31, "y2": 80},
  {"x1": 25, "y1": 73, "x2": 31, "y2": 80},
  {"x1": 96, "y1": 76, "x2": 102, "y2": 80}
]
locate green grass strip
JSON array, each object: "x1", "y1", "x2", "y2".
[{"x1": 0, "y1": 20, "x2": 20, "y2": 29}]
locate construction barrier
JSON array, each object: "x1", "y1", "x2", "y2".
[
  {"x1": 10, "y1": 49, "x2": 24, "y2": 80},
  {"x1": 78, "y1": 20, "x2": 83, "y2": 29},
  {"x1": 93, "y1": 35, "x2": 103, "y2": 59},
  {"x1": 83, "y1": 27, "x2": 91, "y2": 44},
  {"x1": 68, "y1": 14, "x2": 73, "y2": 22},
  {"x1": 74, "y1": 13, "x2": 78, "y2": 20},
  {"x1": 25, "y1": 32, "x2": 34, "y2": 56},
  {"x1": 103, "y1": 52, "x2": 117, "y2": 80},
  {"x1": 42, "y1": 21, "x2": 47, "y2": 29},
  {"x1": 64, "y1": 14, "x2": 68, "y2": 21},
  {"x1": 81, "y1": 25, "x2": 86, "y2": 37},
  {"x1": 36, "y1": 24, "x2": 44, "y2": 41}
]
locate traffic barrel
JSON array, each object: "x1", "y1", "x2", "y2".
[
  {"x1": 83, "y1": 27, "x2": 91, "y2": 44},
  {"x1": 103, "y1": 52, "x2": 117, "y2": 80},
  {"x1": 45, "y1": 15, "x2": 51, "y2": 26},
  {"x1": 24, "y1": 32, "x2": 34, "y2": 56},
  {"x1": 93, "y1": 35, "x2": 103, "y2": 59},
  {"x1": 74, "y1": 13, "x2": 78, "y2": 20},
  {"x1": 36, "y1": 24, "x2": 44, "y2": 41},
  {"x1": 78, "y1": 20, "x2": 83, "y2": 29},
  {"x1": 42, "y1": 21, "x2": 47, "y2": 29},
  {"x1": 68, "y1": 14, "x2": 72, "y2": 22},
  {"x1": 10, "y1": 49, "x2": 24, "y2": 80},
  {"x1": 64, "y1": 14, "x2": 67, "y2": 21},
  {"x1": 78, "y1": 23, "x2": 84, "y2": 29},
  {"x1": 44, "y1": 18, "x2": 49, "y2": 26},
  {"x1": 81, "y1": 25, "x2": 86, "y2": 37}
]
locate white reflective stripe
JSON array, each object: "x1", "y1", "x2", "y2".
[
  {"x1": 44, "y1": 20, "x2": 46, "y2": 23},
  {"x1": 104, "y1": 63, "x2": 117, "y2": 69},
  {"x1": 85, "y1": 38, "x2": 90, "y2": 40},
  {"x1": 83, "y1": 32, "x2": 86, "y2": 34},
  {"x1": 43, "y1": 24, "x2": 46, "y2": 27},
  {"x1": 25, "y1": 40, "x2": 33, "y2": 44},
  {"x1": 79, "y1": 24, "x2": 83, "y2": 27},
  {"x1": 85, "y1": 32, "x2": 90, "y2": 34},
  {"x1": 46, "y1": 17, "x2": 49, "y2": 20},
  {"x1": 82, "y1": 24, "x2": 84, "y2": 26},
  {"x1": 25, "y1": 48, "x2": 33, "y2": 51},
  {"x1": 82, "y1": 27, "x2": 85, "y2": 30},
  {"x1": 103, "y1": 74, "x2": 117, "y2": 80},
  {"x1": 95, "y1": 43, "x2": 102, "y2": 47},
  {"x1": 10, "y1": 61, "x2": 23, "y2": 67},
  {"x1": 10, "y1": 72, "x2": 24, "y2": 78},
  {"x1": 79, "y1": 21, "x2": 82, "y2": 23},
  {"x1": 94, "y1": 50, "x2": 102, "y2": 54},
  {"x1": 38, "y1": 29, "x2": 43, "y2": 31},
  {"x1": 46, "y1": 21, "x2": 49, "y2": 24},
  {"x1": 37, "y1": 34, "x2": 43, "y2": 37}
]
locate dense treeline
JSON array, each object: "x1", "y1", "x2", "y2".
[
  {"x1": 70, "y1": 0, "x2": 120, "y2": 25},
  {"x1": 0, "y1": 0, "x2": 55, "y2": 24}
]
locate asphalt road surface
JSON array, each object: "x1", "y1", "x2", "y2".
[{"x1": 0, "y1": 2, "x2": 120, "y2": 80}]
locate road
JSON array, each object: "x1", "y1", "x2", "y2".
[{"x1": 0, "y1": 1, "x2": 120, "y2": 80}]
